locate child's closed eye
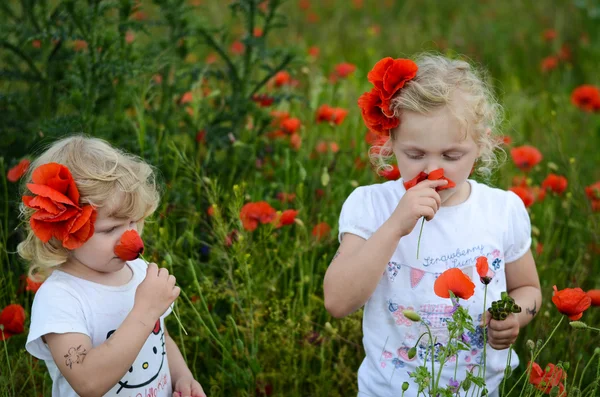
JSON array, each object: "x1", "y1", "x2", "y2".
[{"x1": 443, "y1": 154, "x2": 463, "y2": 161}]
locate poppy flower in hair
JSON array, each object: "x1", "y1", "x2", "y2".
[
  {"x1": 22, "y1": 163, "x2": 97, "y2": 250},
  {"x1": 357, "y1": 57, "x2": 418, "y2": 136}
]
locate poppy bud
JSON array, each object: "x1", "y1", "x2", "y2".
[
  {"x1": 569, "y1": 321, "x2": 588, "y2": 329},
  {"x1": 402, "y1": 382, "x2": 409, "y2": 391},
  {"x1": 408, "y1": 347, "x2": 417, "y2": 359},
  {"x1": 481, "y1": 388, "x2": 488, "y2": 396},
  {"x1": 499, "y1": 312, "x2": 508, "y2": 320},
  {"x1": 402, "y1": 309, "x2": 421, "y2": 322},
  {"x1": 462, "y1": 378, "x2": 471, "y2": 391},
  {"x1": 512, "y1": 304, "x2": 522, "y2": 313},
  {"x1": 526, "y1": 339, "x2": 535, "y2": 350}
]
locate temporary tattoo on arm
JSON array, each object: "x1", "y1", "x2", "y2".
[
  {"x1": 526, "y1": 301, "x2": 537, "y2": 317},
  {"x1": 64, "y1": 345, "x2": 87, "y2": 369}
]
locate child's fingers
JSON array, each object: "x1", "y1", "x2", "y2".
[
  {"x1": 173, "y1": 392, "x2": 181, "y2": 397},
  {"x1": 177, "y1": 383, "x2": 192, "y2": 397}
]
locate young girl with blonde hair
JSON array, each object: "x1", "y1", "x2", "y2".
[
  {"x1": 20, "y1": 136, "x2": 205, "y2": 397},
  {"x1": 324, "y1": 54, "x2": 542, "y2": 396}
]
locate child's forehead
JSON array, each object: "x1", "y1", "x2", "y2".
[
  {"x1": 95, "y1": 191, "x2": 126, "y2": 220},
  {"x1": 397, "y1": 107, "x2": 473, "y2": 145}
]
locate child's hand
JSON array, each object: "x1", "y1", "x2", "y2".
[
  {"x1": 393, "y1": 179, "x2": 447, "y2": 236},
  {"x1": 486, "y1": 311, "x2": 520, "y2": 350},
  {"x1": 133, "y1": 263, "x2": 181, "y2": 322},
  {"x1": 173, "y1": 376, "x2": 206, "y2": 397}
]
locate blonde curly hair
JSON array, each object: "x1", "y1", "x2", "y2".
[
  {"x1": 369, "y1": 53, "x2": 504, "y2": 177},
  {"x1": 17, "y1": 135, "x2": 161, "y2": 280}
]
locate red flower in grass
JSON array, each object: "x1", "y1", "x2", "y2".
[
  {"x1": 25, "y1": 276, "x2": 43, "y2": 293},
  {"x1": 273, "y1": 71, "x2": 291, "y2": 87},
  {"x1": 252, "y1": 94, "x2": 275, "y2": 107},
  {"x1": 403, "y1": 169, "x2": 456, "y2": 191},
  {"x1": 230, "y1": 40, "x2": 245, "y2": 55},
  {"x1": 274, "y1": 210, "x2": 298, "y2": 228},
  {"x1": 529, "y1": 362, "x2": 566, "y2": 396},
  {"x1": 0, "y1": 304, "x2": 26, "y2": 341},
  {"x1": 585, "y1": 182, "x2": 600, "y2": 201},
  {"x1": 281, "y1": 118, "x2": 301, "y2": 134},
  {"x1": 541, "y1": 174, "x2": 568, "y2": 194},
  {"x1": 476, "y1": 256, "x2": 493, "y2": 284},
  {"x1": 552, "y1": 285, "x2": 591, "y2": 320},
  {"x1": 312, "y1": 222, "x2": 331, "y2": 240},
  {"x1": 434, "y1": 268, "x2": 475, "y2": 300},
  {"x1": 114, "y1": 230, "x2": 145, "y2": 261},
  {"x1": 509, "y1": 186, "x2": 535, "y2": 208},
  {"x1": 378, "y1": 165, "x2": 400, "y2": 181},
  {"x1": 587, "y1": 290, "x2": 600, "y2": 306},
  {"x1": 316, "y1": 105, "x2": 348, "y2": 125},
  {"x1": 571, "y1": 85, "x2": 600, "y2": 112},
  {"x1": 510, "y1": 145, "x2": 543, "y2": 172},
  {"x1": 541, "y1": 56, "x2": 559, "y2": 73},
  {"x1": 7, "y1": 159, "x2": 30, "y2": 182},
  {"x1": 332, "y1": 62, "x2": 356, "y2": 79},
  {"x1": 22, "y1": 163, "x2": 96, "y2": 250},
  {"x1": 240, "y1": 202, "x2": 277, "y2": 232}
]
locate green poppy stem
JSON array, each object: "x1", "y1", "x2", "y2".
[{"x1": 416, "y1": 217, "x2": 425, "y2": 259}]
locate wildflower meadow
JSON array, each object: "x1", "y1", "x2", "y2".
[{"x1": 1, "y1": 0, "x2": 600, "y2": 396}]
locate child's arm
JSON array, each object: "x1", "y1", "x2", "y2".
[
  {"x1": 44, "y1": 263, "x2": 180, "y2": 397},
  {"x1": 165, "y1": 328, "x2": 206, "y2": 397},
  {"x1": 487, "y1": 250, "x2": 542, "y2": 350},
  {"x1": 324, "y1": 179, "x2": 447, "y2": 318}
]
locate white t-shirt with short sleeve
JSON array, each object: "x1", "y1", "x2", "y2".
[
  {"x1": 26, "y1": 258, "x2": 173, "y2": 397},
  {"x1": 338, "y1": 179, "x2": 531, "y2": 397}
]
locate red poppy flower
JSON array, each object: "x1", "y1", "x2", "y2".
[
  {"x1": 273, "y1": 71, "x2": 291, "y2": 87},
  {"x1": 179, "y1": 91, "x2": 193, "y2": 105},
  {"x1": 0, "y1": 304, "x2": 26, "y2": 341},
  {"x1": 542, "y1": 29, "x2": 557, "y2": 41},
  {"x1": 365, "y1": 130, "x2": 382, "y2": 146},
  {"x1": 403, "y1": 169, "x2": 456, "y2": 191},
  {"x1": 529, "y1": 362, "x2": 566, "y2": 395},
  {"x1": 509, "y1": 186, "x2": 535, "y2": 208},
  {"x1": 230, "y1": 40, "x2": 245, "y2": 55},
  {"x1": 367, "y1": 57, "x2": 418, "y2": 102},
  {"x1": 308, "y1": 46, "x2": 320, "y2": 58},
  {"x1": 281, "y1": 117, "x2": 301, "y2": 134},
  {"x1": 25, "y1": 276, "x2": 43, "y2": 293},
  {"x1": 476, "y1": 256, "x2": 492, "y2": 284},
  {"x1": 289, "y1": 133, "x2": 302, "y2": 151},
  {"x1": 571, "y1": 85, "x2": 600, "y2": 112},
  {"x1": 252, "y1": 94, "x2": 275, "y2": 107},
  {"x1": 585, "y1": 182, "x2": 600, "y2": 201},
  {"x1": 552, "y1": 285, "x2": 592, "y2": 320},
  {"x1": 333, "y1": 62, "x2": 356, "y2": 79},
  {"x1": 541, "y1": 174, "x2": 568, "y2": 194},
  {"x1": 312, "y1": 222, "x2": 331, "y2": 240},
  {"x1": 114, "y1": 229, "x2": 145, "y2": 261},
  {"x1": 378, "y1": 165, "x2": 400, "y2": 181},
  {"x1": 541, "y1": 56, "x2": 559, "y2": 73},
  {"x1": 240, "y1": 202, "x2": 277, "y2": 231},
  {"x1": 434, "y1": 268, "x2": 475, "y2": 300},
  {"x1": 276, "y1": 192, "x2": 296, "y2": 203},
  {"x1": 316, "y1": 105, "x2": 348, "y2": 125},
  {"x1": 22, "y1": 163, "x2": 96, "y2": 249},
  {"x1": 274, "y1": 209, "x2": 298, "y2": 228},
  {"x1": 357, "y1": 88, "x2": 399, "y2": 135},
  {"x1": 587, "y1": 290, "x2": 600, "y2": 306},
  {"x1": 510, "y1": 145, "x2": 543, "y2": 172},
  {"x1": 7, "y1": 159, "x2": 30, "y2": 182}
]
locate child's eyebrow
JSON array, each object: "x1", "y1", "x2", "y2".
[{"x1": 399, "y1": 144, "x2": 466, "y2": 151}]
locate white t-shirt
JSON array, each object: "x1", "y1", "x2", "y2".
[
  {"x1": 337, "y1": 179, "x2": 531, "y2": 397},
  {"x1": 26, "y1": 258, "x2": 173, "y2": 397}
]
